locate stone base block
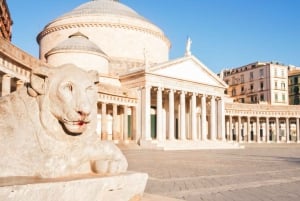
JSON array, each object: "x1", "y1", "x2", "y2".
[{"x1": 0, "y1": 172, "x2": 148, "y2": 201}]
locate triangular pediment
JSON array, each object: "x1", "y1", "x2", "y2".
[{"x1": 149, "y1": 56, "x2": 227, "y2": 88}]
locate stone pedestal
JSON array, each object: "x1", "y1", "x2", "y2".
[{"x1": 0, "y1": 172, "x2": 148, "y2": 201}]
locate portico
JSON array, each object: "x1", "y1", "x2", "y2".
[
  {"x1": 140, "y1": 85, "x2": 225, "y2": 142},
  {"x1": 121, "y1": 55, "x2": 230, "y2": 148}
]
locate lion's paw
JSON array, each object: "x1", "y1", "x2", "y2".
[{"x1": 91, "y1": 155, "x2": 128, "y2": 175}]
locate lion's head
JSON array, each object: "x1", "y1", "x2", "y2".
[{"x1": 28, "y1": 64, "x2": 99, "y2": 141}]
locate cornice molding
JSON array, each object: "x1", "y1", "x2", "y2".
[{"x1": 37, "y1": 22, "x2": 171, "y2": 48}]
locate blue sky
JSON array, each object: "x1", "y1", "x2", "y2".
[{"x1": 7, "y1": 0, "x2": 300, "y2": 73}]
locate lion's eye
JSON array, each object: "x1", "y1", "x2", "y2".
[
  {"x1": 86, "y1": 85, "x2": 94, "y2": 91},
  {"x1": 64, "y1": 82, "x2": 73, "y2": 92}
]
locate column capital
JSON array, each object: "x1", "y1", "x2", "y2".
[
  {"x1": 3, "y1": 74, "x2": 11, "y2": 78},
  {"x1": 187, "y1": 92, "x2": 197, "y2": 97},
  {"x1": 216, "y1": 96, "x2": 222, "y2": 101},
  {"x1": 153, "y1": 86, "x2": 163, "y2": 92},
  {"x1": 208, "y1": 95, "x2": 216, "y2": 100},
  {"x1": 180, "y1": 90, "x2": 186, "y2": 95},
  {"x1": 143, "y1": 85, "x2": 152, "y2": 90},
  {"x1": 166, "y1": 88, "x2": 174, "y2": 93}
]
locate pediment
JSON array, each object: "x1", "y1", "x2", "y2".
[{"x1": 149, "y1": 56, "x2": 227, "y2": 88}]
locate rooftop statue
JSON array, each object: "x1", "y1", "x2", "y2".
[
  {"x1": 0, "y1": 64, "x2": 128, "y2": 178},
  {"x1": 185, "y1": 36, "x2": 192, "y2": 56}
]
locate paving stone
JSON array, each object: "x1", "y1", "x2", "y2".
[{"x1": 124, "y1": 144, "x2": 300, "y2": 201}]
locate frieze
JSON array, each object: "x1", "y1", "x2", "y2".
[
  {"x1": 225, "y1": 109, "x2": 300, "y2": 117},
  {"x1": 37, "y1": 22, "x2": 170, "y2": 47},
  {"x1": 98, "y1": 93, "x2": 137, "y2": 106}
]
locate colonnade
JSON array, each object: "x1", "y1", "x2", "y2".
[
  {"x1": 97, "y1": 102, "x2": 137, "y2": 142},
  {"x1": 140, "y1": 85, "x2": 226, "y2": 142},
  {"x1": 225, "y1": 115, "x2": 300, "y2": 143}
]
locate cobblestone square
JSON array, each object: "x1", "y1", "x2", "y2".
[{"x1": 123, "y1": 144, "x2": 300, "y2": 201}]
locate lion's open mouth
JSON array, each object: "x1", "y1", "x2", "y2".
[
  {"x1": 61, "y1": 119, "x2": 91, "y2": 135},
  {"x1": 63, "y1": 119, "x2": 90, "y2": 126}
]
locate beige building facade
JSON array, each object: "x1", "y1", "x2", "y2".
[{"x1": 222, "y1": 61, "x2": 289, "y2": 105}]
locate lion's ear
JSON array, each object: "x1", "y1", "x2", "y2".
[
  {"x1": 88, "y1": 70, "x2": 99, "y2": 84},
  {"x1": 30, "y1": 66, "x2": 51, "y2": 95}
]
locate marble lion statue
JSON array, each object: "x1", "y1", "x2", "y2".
[{"x1": 0, "y1": 64, "x2": 128, "y2": 178}]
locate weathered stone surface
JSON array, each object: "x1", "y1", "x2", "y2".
[
  {"x1": 0, "y1": 64, "x2": 127, "y2": 178},
  {"x1": 0, "y1": 172, "x2": 148, "y2": 201}
]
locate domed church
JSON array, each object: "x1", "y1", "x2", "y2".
[
  {"x1": 37, "y1": 0, "x2": 230, "y2": 149},
  {"x1": 1, "y1": 0, "x2": 235, "y2": 150},
  {"x1": 37, "y1": 0, "x2": 170, "y2": 76},
  {"x1": 1, "y1": 0, "x2": 300, "y2": 149}
]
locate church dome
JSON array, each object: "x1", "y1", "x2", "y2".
[
  {"x1": 58, "y1": 0, "x2": 147, "y2": 22},
  {"x1": 45, "y1": 32, "x2": 107, "y2": 56},
  {"x1": 37, "y1": 0, "x2": 171, "y2": 75},
  {"x1": 45, "y1": 32, "x2": 109, "y2": 73}
]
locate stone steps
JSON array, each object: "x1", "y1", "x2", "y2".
[{"x1": 156, "y1": 140, "x2": 243, "y2": 150}]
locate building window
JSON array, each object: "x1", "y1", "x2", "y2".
[
  {"x1": 282, "y1": 94, "x2": 285, "y2": 102},
  {"x1": 241, "y1": 86, "x2": 244, "y2": 94},
  {"x1": 275, "y1": 81, "x2": 278, "y2": 89},
  {"x1": 250, "y1": 84, "x2": 254, "y2": 91},
  {"x1": 275, "y1": 93, "x2": 278, "y2": 102},
  {"x1": 294, "y1": 86, "x2": 299, "y2": 94},
  {"x1": 294, "y1": 77, "x2": 298, "y2": 84},
  {"x1": 241, "y1": 74, "x2": 244, "y2": 83},
  {"x1": 251, "y1": 95, "x2": 257, "y2": 103},
  {"x1": 232, "y1": 77, "x2": 235, "y2": 85},
  {"x1": 250, "y1": 72, "x2": 254, "y2": 81},
  {"x1": 281, "y1": 82, "x2": 285, "y2": 90},
  {"x1": 281, "y1": 69, "x2": 284, "y2": 77},
  {"x1": 274, "y1": 69, "x2": 278, "y2": 77},
  {"x1": 259, "y1": 69, "x2": 264, "y2": 78},
  {"x1": 260, "y1": 82, "x2": 264, "y2": 90},
  {"x1": 260, "y1": 94, "x2": 265, "y2": 101},
  {"x1": 232, "y1": 88, "x2": 236, "y2": 96}
]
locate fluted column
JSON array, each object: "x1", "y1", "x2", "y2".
[
  {"x1": 266, "y1": 117, "x2": 270, "y2": 143},
  {"x1": 123, "y1": 106, "x2": 128, "y2": 141},
  {"x1": 210, "y1": 96, "x2": 216, "y2": 140},
  {"x1": 201, "y1": 95, "x2": 207, "y2": 141},
  {"x1": 112, "y1": 104, "x2": 118, "y2": 141},
  {"x1": 256, "y1": 117, "x2": 260, "y2": 143},
  {"x1": 156, "y1": 87, "x2": 163, "y2": 141},
  {"x1": 247, "y1": 116, "x2": 251, "y2": 142},
  {"x1": 297, "y1": 118, "x2": 300, "y2": 143},
  {"x1": 141, "y1": 86, "x2": 151, "y2": 140},
  {"x1": 218, "y1": 98, "x2": 226, "y2": 141},
  {"x1": 2, "y1": 74, "x2": 11, "y2": 96},
  {"x1": 168, "y1": 89, "x2": 175, "y2": 140},
  {"x1": 286, "y1": 117, "x2": 289, "y2": 143},
  {"x1": 101, "y1": 103, "x2": 107, "y2": 140},
  {"x1": 180, "y1": 91, "x2": 186, "y2": 140},
  {"x1": 191, "y1": 92, "x2": 197, "y2": 140},
  {"x1": 229, "y1": 115, "x2": 232, "y2": 141},
  {"x1": 131, "y1": 106, "x2": 137, "y2": 141},
  {"x1": 238, "y1": 116, "x2": 241, "y2": 142},
  {"x1": 276, "y1": 117, "x2": 280, "y2": 143}
]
